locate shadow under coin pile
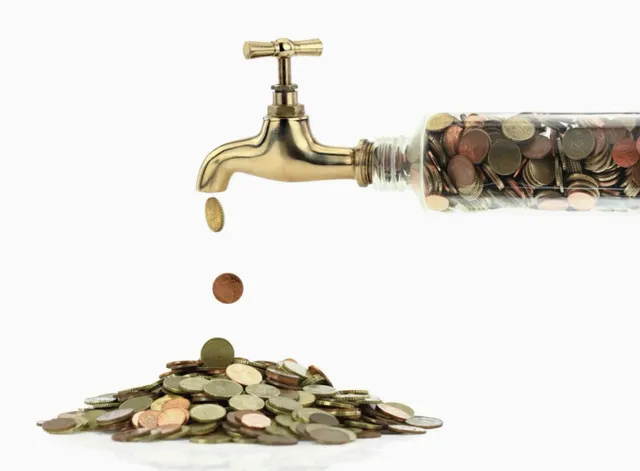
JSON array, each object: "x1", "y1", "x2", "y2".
[{"x1": 38, "y1": 337, "x2": 442, "y2": 445}]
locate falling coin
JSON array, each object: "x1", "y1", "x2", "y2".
[
  {"x1": 204, "y1": 197, "x2": 224, "y2": 232},
  {"x1": 212, "y1": 273, "x2": 244, "y2": 304}
]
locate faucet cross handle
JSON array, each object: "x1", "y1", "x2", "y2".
[{"x1": 243, "y1": 38, "x2": 322, "y2": 88}]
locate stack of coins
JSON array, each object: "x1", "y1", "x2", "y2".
[
  {"x1": 423, "y1": 113, "x2": 640, "y2": 212},
  {"x1": 38, "y1": 337, "x2": 442, "y2": 445}
]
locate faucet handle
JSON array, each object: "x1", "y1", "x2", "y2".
[{"x1": 243, "y1": 38, "x2": 323, "y2": 60}]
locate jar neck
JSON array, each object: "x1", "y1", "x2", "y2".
[{"x1": 371, "y1": 136, "x2": 412, "y2": 191}]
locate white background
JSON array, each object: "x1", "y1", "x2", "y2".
[{"x1": 2, "y1": 1, "x2": 640, "y2": 470}]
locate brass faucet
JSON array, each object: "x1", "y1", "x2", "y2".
[{"x1": 196, "y1": 38, "x2": 374, "y2": 193}]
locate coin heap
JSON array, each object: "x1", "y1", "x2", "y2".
[
  {"x1": 421, "y1": 113, "x2": 640, "y2": 212},
  {"x1": 38, "y1": 337, "x2": 442, "y2": 445}
]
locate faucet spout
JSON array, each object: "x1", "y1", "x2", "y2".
[{"x1": 196, "y1": 117, "x2": 358, "y2": 193}]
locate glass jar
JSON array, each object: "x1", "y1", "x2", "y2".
[{"x1": 371, "y1": 113, "x2": 640, "y2": 212}]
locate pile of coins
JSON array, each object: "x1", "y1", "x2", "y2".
[
  {"x1": 420, "y1": 113, "x2": 640, "y2": 212},
  {"x1": 39, "y1": 338, "x2": 442, "y2": 445}
]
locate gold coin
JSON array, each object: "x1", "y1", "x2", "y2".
[
  {"x1": 426, "y1": 113, "x2": 455, "y2": 132},
  {"x1": 225, "y1": 364, "x2": 263, "y2": 386},
  {"x1": 204, "y1": 197, "x2": 224, "y2": 232}
]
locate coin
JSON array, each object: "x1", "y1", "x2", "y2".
[
  {"x1": 84, "y1": 395, "x2": 118, "y2": 406},
  {"x1": 226, "y1": 364, "x2": 262, "y2": 386},
  {"x1": 297, "y1": 390, "x2": 316, "y2": 407},
  {"x1": 161, "y1": 397, "x2": 191, "y2": 411},
  {"x1": 229, "y1": 394, "x2": 265, "y2": 411},
  {"x1": 447, "y1": 155, "x2": 477, "y2": 188},
  {"x1": 389, "y1": 424, "x2": 427, "y2": 434},
  {"x1": 267, "y1": 396, "x2": 303, "y2": 414},
  {"x1": 568, "y1": 190, "x2": 597, "y2": 211},
  {"x1": 358, "y1": 430, "x2": 382, "y2": 439},
  {"x1": 191, "y1": 434, "x2": 232, "y2": 444},
  {"x1": 282, "y1": 360, "x2": 309, "y2": 379},
  {"x1": 302, "y1": 385, "x2": 337, "y2": 397},
  {"x1": 521, "y1": 135, "x2": 552, "y2": 159},
  {"x1": 425, "y1": 195, "x2": 450, "y2": 211},
  {"x1": 309, "y1": 412, "x2": 340, "y2": 427},
  {"x1": 458, "y1": 129, "x2": 491, "y2": 164},
  {"x1": 258, "y1": 434, "x2": 298, "y2": 446},
  {"x1": 307, "y1": 365, "x2": 334, "y2": 387},
  {"x1": 179, "y1": 376, "x2": 211, "y2": 393},
  {"x1": 204, "y1": 197, "x2": 224, "y2": 232},
  {"x1": 632, "y1": 164, "x2": 640, "y2": 185},
  {"x1": 119, "y1": 395, "x2": 153, "y2": 413},
  {"x1": 443, "y1": 124, "x2": 464, "y2": 157},
  {"x1": 612, "y1": 139, "x2": 640, "y2": 168},
  {"x1": 385, "y1": 402, "x2": 415, "y2": 418},
  {"x1": 377, "y1": 404, "x2": 411, "y2": 421},
  {"x1": 96, "y1": 408, "x2": 135, "y2": 426},
  {"x1": 563, "y1": 128, "x2": 595, "y2": 160},
  {"x1": 212, "y1": 273, "x2": 244, "y2": 304},
  {"x1": 426, "y1": 113, "x2": 455, "y2": 132},
  {"x1": 137, "y1": 410, "x2": 161, "y2": 428},
  {"x1": 488, "y1": 140, "x2": 522, "y2": 176},
  {"x1": 245, "y1": 383, "x2": 280, "y2": 399},
  {"x1": 241, "y1": 412, "x2": 271, "y2": 429},
  {"x1": 502, "y1": 116, "x2": 535, "y2": 143},
  {"x1": 112, "y1": 428, "x2": 152, "y2": 442},
  {"x1": 200, "y1": 337, "x2": 235, "y2": 368},
  {"x1": 308, "y1": 426, "x2": 353, "y2": 445},
  {"x1": 190, "y1": 404, "x2": 226, "y2": 423},
  {"x1": 42, "y1": 418, "x2": 77, "y2": 434},
  {"x1": 406, "y1": 416, "x2": 443, "y2": 429}
]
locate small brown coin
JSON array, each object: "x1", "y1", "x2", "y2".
[
  {"x1": 458, "y1": 129, "x2": 491, "y2": 164},
  {"x1": 157, "y1": 408, "x2": 188, "y2": 427},
  {"x1": 631, "y1": 163, "x2": 640, "y2": 185},
  {"x1": 521, "y1": 135, "x2": 552, "y2": 159},
  {"x1": 447, "y1": 155, "x2": 477, "y2": 188},
  {"x1": 112, "y1": 428, "x2": 152, "y2": 442},
  {"x1": 488, "y1": 140, "x2": 522, "y2": 176},
  {"x1": 309, "y1": 413, "x2": 340, "y2": 427},
  {"x1": 377, "y1": 404, "x2": 411, "y2": 421},
  {"x1": 563, "y1": 128, "x2": 595, "y2": 160},
  {"x1": 42, "y1": 418, "x2": 77, "y2": 434},
  {"x1": 204, "y1": 197, "x2": 224, "y2": 232},
  {"x1": 358, "y1": 430, "x2": 382, "y2": 439},
  {"x1": 612, "y1": 139, "x2": 640, "y2": 168},
  {"x1": 406, "y1": 416, "x2": 443, "y2": 429},
  {"x1": 212, "y1": 273, "x2": 244, "y2": 304},
  {"x1": 162, "y1": 397, "x2": 191, "y2": 411},
  {"x1": 307, "y1": 426, "x2": 352, "y2": 445},
  {"x1": 592, "y1": 128, "x2": 608, "y2": 156},
  {"x1": 137, "y1": 410, "x2": 161, "y2": 429},
  {"x1": 258, "y1": 434, "x2": 298, "y2": 446},
  {"x1": 96, "y1": 408, "x2": 135, "y2": 426},
  {"x1": 241, "y1": 412, "x2": 271, "y2": 429},
  {"x1": 443, "y1": 124, "x2": 464, "y2": 157},
  {"x1": 226, "y1": 363, "x2": 263, "y2": 386},
  {"x1": 388, "y1": 424, "x2": 427, "y2": 435}
]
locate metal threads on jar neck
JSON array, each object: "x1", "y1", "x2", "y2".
[{"x1": 371, "y1": 136, "x2": 412, "y2": 190}]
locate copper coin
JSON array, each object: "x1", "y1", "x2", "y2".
[
  {"x1": 112, "y1": 428, "x2": 152, "y2": 442},
  {"x1": 592, "y1": 128, "x2": 608, "y2": 156},
  {"x1": 161, "y1": 397, "x2": 191, "y2": 411},
  {"x1": 442, "y1": 124, "x2": 464, "y2": 157},
  {"x1": 568, "y1": 191, "x2": 597, "y2": 211},
  {"x1": 612, "y1": 139, "x2": 640, "y2": 168},
  {"x1": 521, "y1": 135, "x2": 552, "y2": 159},
  {"x1": 157, "y1": 408, "x2": 188, "y2": 427},
  {"x1": 307, "y1": 365, "x2": 333, "y2": 387},
  {"x1": 377, "y1": 404, "x2": 411, "y2": 421},
  {"x1": 631, "y1": 163, "x2": 640, "y2": 185},
  {"x1": 131, "y1": 411, "x2": 144, "y2": 428},
  {"x1": 458, "y1": 129, "x2": 491, "y2": 164},
  {"x1": 258, "y1": 434, "x2": 298, "y2": 446},
  {"x1": 212, "y1": 273, "x2": 244, "y2": 304},
  {"x1": 266, "y1": 366, "x2": 300, "y2": 386},
  {"x1": 138, "y1": 410, "x2": 161, "y2": 429},
  {"x1": 447, "y1": 155, "x2": 477, "y2": 188},
  {"x1": 240, "y1": 412, "x2": 271, "y2": 429},
  {"x1": 42, "y1": 418, "x2": 77, "y2": 433}
]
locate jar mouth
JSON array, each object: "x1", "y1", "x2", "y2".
[{"x1": 371, "y1": 136, "x2": 413, "y2": 191}]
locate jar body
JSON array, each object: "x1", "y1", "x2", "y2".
[{"x1": 372, "y1": 113, "x2": 640, "y2": 212}]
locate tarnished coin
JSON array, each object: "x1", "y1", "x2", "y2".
[
  {"x1": 157, "y1": 408, "x2": 188, "y2": 426},
  {"x1": 226, "y1": 363, "x2": 262, "y2": 386},
  {"x1": 358, "y1": 430, "x2": 382, "y2": 439},
  {"x1": 521, "y1": 134, "x2": 552, "y2": 159},
  {"x1": 458, "y1": 129, "x2": 491, "y2": 164},
  {"x1": 42, "y1": 418, "x2": 77, "y2": 434},
  {"x1": 502, "y1": 116, "x2": 535, "y2": 143},
  {"x1": 112, "y1": 428, "x2": 151, "y2": 442},
  {"x1": 308, "y1": 426, "x2": 353, "y2": 445},
  {"x1": 241, "y1": 412, "x2": 271, "y2": 429},
  {"x1": 562, "y1": 128, "x2": 595, "y2": 161},
  {"x1": 229, "y1": 394, "x2": 265, "y2": 411},
  {"x1": 488, "y1": 140, "x2": 522, "y2": 176},
  {"x1": 119, "y1": 395, "x2": 153, "y2": 413},
  {"x1": 388, "y1": 424, "x2": 427, "y2": 434},
  {"x1": 161, "y1": 397, "x2": 191, "y2": 411},
  {"x1": 377, "y1": 404, "x2": 411, "y2": 421},
  {"x1": 96, "y1": 408, "x2": 135, "y2": 426},
  {"x1": 258, "y1": 434, "x2": 298, "y2": 446},
  {"x1": 426, "y1": 113, "x2": 455, "y2": 132},
  {"x1": 190, "y1": 404, "x2": 226, "y2": 423},
  {"x1": 138, "y1": 410, "x2": 161, "y2": 428},
  {"x1": 406, "y1": 416, "x2": 443, "y2": 429},
  {"x1": 282, "y1": 361, "x2": 309, "y2": 379},
  {"x1": 447, "y1": 154, "x2": 477, "y2": 188},
  {"x1": 200, "y1": 337, "x2": 235, "y2": 368},
  {"x1": 179, "y1": 376, "x2": 211, "y2": 393},
  {"x1": 212, "y1": 273, "x2": 244, "y2": 304},
  {"x1": 303, "y1": 384, "x2": 337, "y2": 397},
  {"x1": 612, "y1": 139, "x2": 640, "y2": 168},
  {"x1": 204, "y1": 197, "x2": 225, "y2": 232},
  {"x1": 245, "y1": 383, "x2": 280, "y2": 399},
  {"x1": 309, "y1": 413, "x2": 340, "y2": 427},
  {"x1": 190, "y1": 434, "x2": 232, "y2": 444},
  {"x1": 527, "y1": 158, "x2": 555, "y2": 186},
  {"x1": 443, "y1": 124, "x2": 464, "y2": 157},
  {"x1": 162, "y1": 376, "x2": 184, "y2": 394}
]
